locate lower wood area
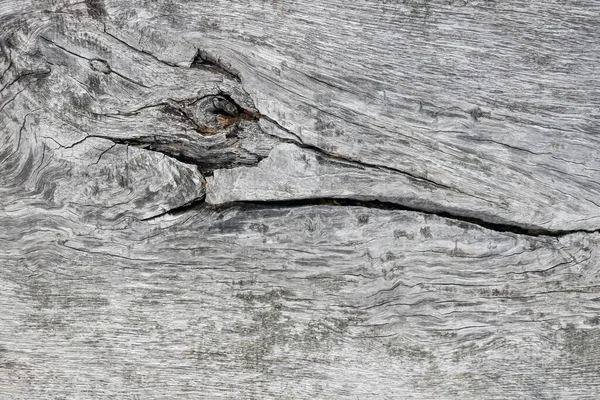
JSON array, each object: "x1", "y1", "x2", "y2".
[{"x1": 1, "y1": 205, "x2": 599, "y2": 398}]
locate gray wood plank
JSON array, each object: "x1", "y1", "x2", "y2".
[{"x1": 2, "y1": 0, "x2": 600, "y2": 398}]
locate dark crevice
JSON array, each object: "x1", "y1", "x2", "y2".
[
  {"x1": 213, "y1": 91, "x2": 260, "y2": 120},
  {"x1": 44, "y1": 133, "x2": 208, "y2": 169},
  {"x1": 85, "y1": 91, "x2": 265, "y2": 171},
  {"x1": 190, "y1": 49, "x2": 241, "y2": 82},
  {"x1": 259, "y1": 114, "x2": 306, "y2": 144},
  {"x1": 98, "y1": 136, "x2": 206, "y2": 165},
  {"x1": 142, "y1": 195, "x2": 598, "y2": 238},
  {"x1": 208, "y1": 198, "x2": 599, "y2": 238},
  {"x1": 140, "y1": 196, "x2": 207, "y2": 221}
]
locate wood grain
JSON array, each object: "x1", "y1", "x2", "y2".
[{"x1": 1, "y1": 0, "x2": 599, "y2": 398}]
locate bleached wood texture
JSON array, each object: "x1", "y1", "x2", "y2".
[{"x1": 1, "y1": 0, "x2": 600, "y2": 398}]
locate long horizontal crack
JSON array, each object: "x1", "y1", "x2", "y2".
[
  {"x1": 139, "y1": 195, "x2": 598, "y2": 238},
  {"x1": 212, "y1": 198, "x2": 599, "y2": 238}
]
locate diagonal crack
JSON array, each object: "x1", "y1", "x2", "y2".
[
  {"x1": 102, "y1": 26, "x2": 180, "y2": 69},
  {"x1": 258, "y1": 114, "x2": 462, "y2": 194},
  {"x1": 191, "y1": 49, "x2": 241, "y2": 82},
  {"x1": 40, "y1": 36, "x2": 150, "y2": 88},
  {"x1": 140, "y1": 195, "x2": 207, "y2": 222}
]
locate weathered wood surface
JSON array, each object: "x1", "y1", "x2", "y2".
[{"x1": 1, "y1": 0, "x2": 600, "y2": 398}]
